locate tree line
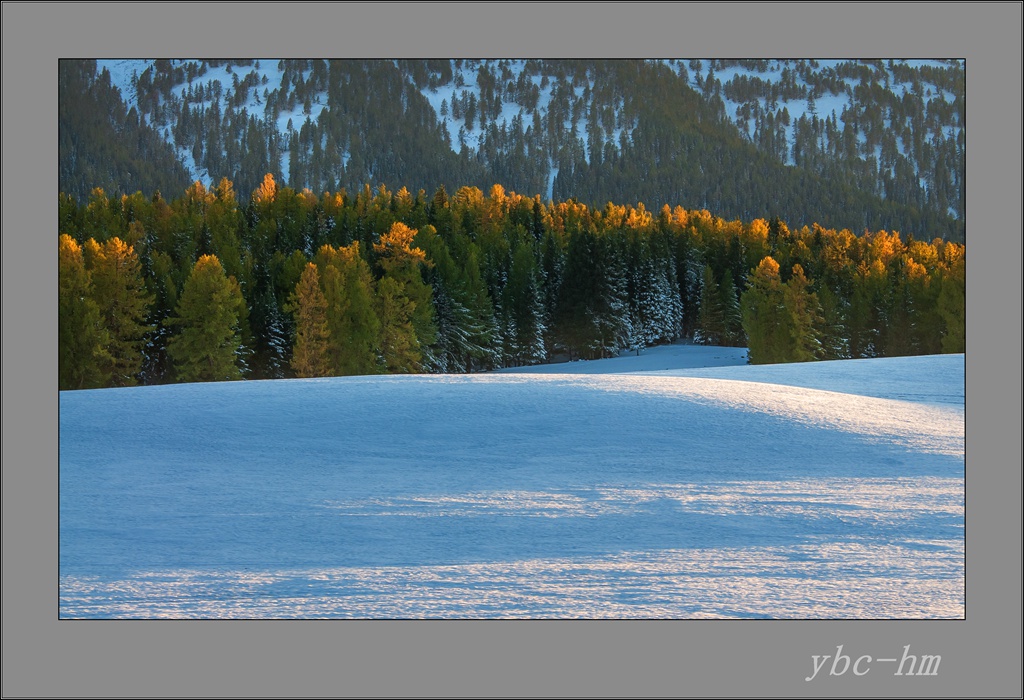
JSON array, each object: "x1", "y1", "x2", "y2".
[{"x1": 58, "y1": 177, "x2": 965, "y2": 390}]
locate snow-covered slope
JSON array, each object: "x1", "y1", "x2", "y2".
[
  {"x1": 495, "y1": 342, "x2": 750, "y2": 374},
  {"x1": 92, "y1": 59, "x2": 964, "y2": 214},
  {"x1": 59, "y1": 350, "x2": 964, "y2": 618},
  {"x1": 96, "y1": 58, "x2": 324, "y2": 189},
  {"x1": 505, "y1": 344, "x2": 963, "y2": 406}
]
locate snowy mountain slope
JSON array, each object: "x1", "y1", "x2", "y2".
[
  {"x1": 86, "y1": 58, "x2": 964, "y2": 231},
  {"x1": 59, "y1": 350, "x2": 964, "y2": 618},
  {"x1": 688, "y1": 59, "x2": 962, "y2": 157},
  {"x1": 96, "y1": 58, "x2": 962, "y2": 187},
  {"x1": 96, "y1": 59, "x2": 324, "y2": 189}
]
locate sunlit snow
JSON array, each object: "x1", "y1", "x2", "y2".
[{"x1": 59, "y1": 349, "x2": 964, "y2": 619}]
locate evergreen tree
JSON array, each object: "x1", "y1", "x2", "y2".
[
  {"x1": 422, "y1": 232, "x2": 495, "y2": 372},
  {"x1": 783, "y1": 264, "x2": 823, "y2": 362},
  {"x1": 554, "y1": 229, "x2": 595, "y2": 360},
  {"x1": 847, "y1": 260, "x2": 887, "y2": 358},
  {"x1": 460, "y1": 244, "x2": 501, "y2": 371},
  {"x1": 815, "y1": 284, "x2": 850, "y2": 360},
  {"x1": 375, "y1": 275, "x2": 421, "y2": 373},
  {"x1": 287, "y1": 263, "x2": 333, "y2": 378},
  {"x1": 696, "y1": 264, "x2": 726, "y2": 345},
  {"x1": 249, "y1": 272, "x2": 290, "y2": 379},
  {"x1": 315, "y1": 243, "x2": 380, "y2": 376},
  {"x1": 622, "y1": 239, "x2": 650, "y2": 356},
  {"x1": 208, "y1": 177, "x2": 244, "y2": 280},
  {"x1": 374, "y1": 222, "x2": 438, "y2": 370},
  {"x1": 678, "y1": 245, "x2": 703, "y2": 339},
  {"x1": 881, "y1": 267, "x2": 916, "y2": 357},
  {"x1": 231, "y1": 273, "x2": 255, "y2": 379},
  {"x1": 906, "y1": 259, "x2": 944, "y2": 356},
  {"x1": 500, "y1": 242, "x2": 547, "y2": 366},
  {"x1": 664, "y1": 259, "x2": 686, "y2": 342},
  {"x1": 592, "y1": 235, "x2": 630, "y2": 358},
  {"x1": 263, "y1": 291, "x2": 291, "y2": 378},
  {"x1": 59, "y1": 234, "x2": 109, "y2": 390},
  {"x1": 937, "y1": 244, "x2": 965, "y2": 353},
  {"x1": 627, "y1": 241, "x2": 658, "y2": 349},
  {"x1": 554, "y1": 228, "x2": 628, "y2": 360},
  {"x1": 336, "y1": 244, "x2": 381, "y2": 375},
  {"x1": 83, "y1": 237, "x2": 153, "y2": 386},
  {"x1": 428, "y1": 277, "x2": 470, "y2": 373},
  {"x1": 647, "y1": 254, "x2": 683, "y2": 345},
  {"x1": 741, "y1": 256, "x2": 789, "y2": 364},
  {"x1": 139, "y1": 249, "x2": 179, "y2": 385},
  {"x1": 165, "y1": 255, "x2": 246, "y2": 382},
  {"x1": 719, "y1": 270, "x2": 745, "y2": 347},
  {"x1": 427, "y1": 184, "x2": 454, "y2": 237}
]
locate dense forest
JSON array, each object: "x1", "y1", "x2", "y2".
[
  {"x1": 58, "y1": 61, "x2": 193, "y2": 204},
  {"x1": 59, "y1": 59, "x2": 965, "y2": 244},
  {"x1": 58, "y1": 178, "x2": 965, "y2": 390}
]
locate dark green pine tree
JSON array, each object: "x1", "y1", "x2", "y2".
[
  {"x1": 500, "y1": 242, "x2": 547, "y2": 367},
  {"x1": 626, "y1": 238, "x2": 657, "y2": 350},
  {"x1": 937, "y1": 245, "x2": 965, "y2": 353},
  {"x1": 881, "y1": 266, "x2": 916, "y2": 358},
  {"x1": 263, "y1": 295, "x2": 290, "y2": 378},
  {"x1": 422, "y1": 231, "x2": 494, "y2": 373},
  {"x1": 139, "y1": 248, "x2": 180, "y2": 386},
  {"x1": 719, "y1": 270, "x2": 745, "y2": 347},
  {"x1": 460, "y1": 244, "x2": 501, "y2": 371},
  {"x1": 815, "y1": 284, "x2": 850, "y2": 360},
  {"x1": 375, "y1": 275, "x2": 421, "y2": 373},
  {"x1": 553, "y1": 228, "x2": 630, "y2": 360},
  {"x1": 645, "y1": 249, "x2": 684, "y2": 346},
  {"x1": 696, "y1": 264, "x2": 727, "y2": 345},
  {"x1": 427, "y1": 184, "x2": 454, "y2": 238},
  {"x1": 165, "y1": 255, "x2": 246, "y2": 382},
  {"x1": 539, "y1": 230, "x2": 565, "y2": 355},
  {"x1": 249, "y1": 268, "x2": 290, "y2": 379},
  {"x1": 554, "y1": 228, "x2": 601, "y2": 360},
  {"x1": 906, "y1": 264, "x2": 944, "y2": 356},
  {"x1": 594, "y1": 235, "x2": 631, "y2": 357},
  {"x1": 675, "y1": 239, "x2": 703, "y2": 340}
]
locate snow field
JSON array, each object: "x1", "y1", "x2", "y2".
[{"x1": 59, "y1": 351, "x2": 964, "y2": 618}]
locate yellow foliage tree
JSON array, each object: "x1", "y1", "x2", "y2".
[{"x1": 83, "y1": 236, "x2": 153, "y2": 386}]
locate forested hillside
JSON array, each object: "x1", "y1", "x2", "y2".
[
  {"x1": 58, "y1": 179, "x2": 965, "y2": 389},
  {"x1": 58, "y1": 61, "x2": 192, "y2": 204},
  {"x1": 60, "y1": 59, "x2": 965, "y2": 243}
]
